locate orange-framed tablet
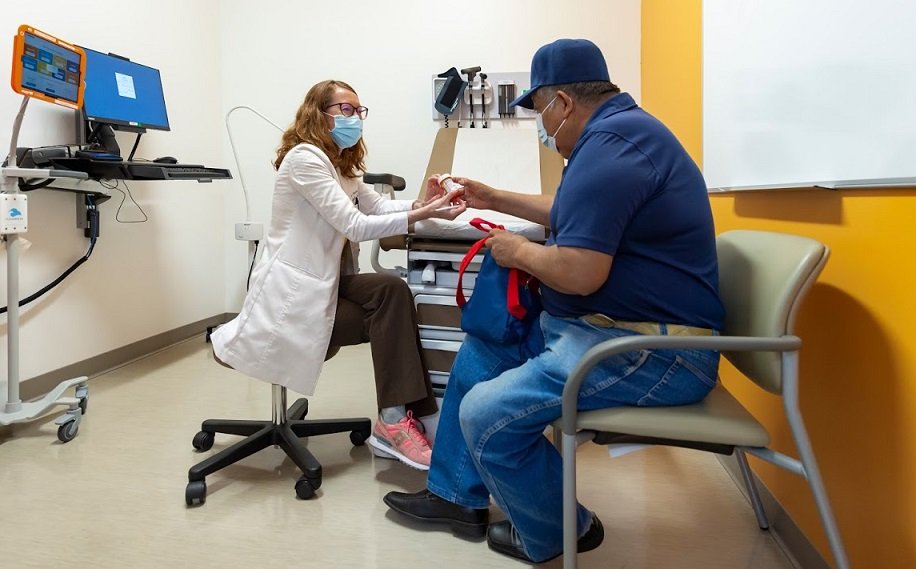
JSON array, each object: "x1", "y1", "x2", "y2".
[{"x1": 11, "y1": 24, "x2": 85, "y2": 110}]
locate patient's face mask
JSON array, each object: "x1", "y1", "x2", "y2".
[
  {"x1": 327, "y1": 114, "x2": 363, "y2": 149},
  {"x1": 535, "y1": 96, "x2": 567, "y2": 153}
]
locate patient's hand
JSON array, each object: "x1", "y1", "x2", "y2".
[
  {"x1": 485, "y1": 229, "x2": 529, "y2": 267},
  {"x1": 452, "y1": 177, "x2": 495, "y2": 211}
]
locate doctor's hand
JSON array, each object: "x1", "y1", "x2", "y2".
[
  {"x1": 413, "y1": 176, "x2": 463, "y2": 210},
  {"x1": 451, "y1": 177, "x2": 497, "y2": 211},
  {"x1": 423, "y1": 175, "x2": 448, "y2": 201},
  {"x1": 407, "y1": 189, "x2": 467, "y2": 224},
  {"x1": 485, "y1": 229, "x2": 530, "y2": 268}
]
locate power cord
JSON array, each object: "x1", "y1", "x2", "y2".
[
  {"x1": 225, "y1": 105, "x2": 283, "y2": 221},
  {"x1": 99, "y1": 178, "x2": 148, "y2": 223},
  {"x1": 225, "y1": 106, "x2": 279, "y2": 292},
  {"x1": 0, "y1": 195, "x2": 100, "y2": 315},
  {"x1": 247, "y1": 240, "x2": 260, "y2": 290},
  {"x1": 18, "y1": 177, "x2": 55, "y2": 191}
]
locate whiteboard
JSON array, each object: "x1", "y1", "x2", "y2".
[{"x1": 703, "y1": 0, "x2": 916, "y2": 189}]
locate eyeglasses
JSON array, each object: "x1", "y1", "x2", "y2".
[{"x1": 325, "y1": 102, "x2": 369, "y2": 120}]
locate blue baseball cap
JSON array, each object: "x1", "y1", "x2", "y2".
[{"x1": 510, "y1": 39, "x2": 610, "y2": 110}]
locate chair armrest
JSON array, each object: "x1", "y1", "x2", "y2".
[
  {"x1": 365, "y1": 172, "x2": 407, "y2": 276},
  {"x1": 560, "y1": 334, "x2": 801, "y2": 434},
  {"x1": 379, "y1": 235, "x2": 408, "y2": 251},
  {"x1": 363, "y1": 172, "x2": 406, "y2": 191}
]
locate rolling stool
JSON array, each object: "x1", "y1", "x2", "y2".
[{"x1": 185, "y1": 346, "x2": 371, "y2": 505}]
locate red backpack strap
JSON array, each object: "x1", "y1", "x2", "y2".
[
  {"x1": 469, "y1": 217, "x2": 505, "y2": 233},
  {"x1": 507, "y1": 269, "x2": 537, "y2": 319},
  {"x1": 455, "y1": 218, "x2": 506, "y2": 307},
  {"x1": 456, "y1": 236, "x2": 489, "y2": 307},
  {"x1": 506, "y1": 268, "x2": 525, "y2": 319}
]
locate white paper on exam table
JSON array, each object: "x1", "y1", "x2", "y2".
[
  {"x1": 413, "y1": 214, "x2": 546, "y2": 241},
  {"x1": 414, "y1": 128, "x2": 548, "y2": 241}
]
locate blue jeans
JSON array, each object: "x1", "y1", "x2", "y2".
[{"x1": 426, "y1": 312, "x2": 720, "y2": 562}]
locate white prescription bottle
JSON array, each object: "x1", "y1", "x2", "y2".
[{"x1": 437, "y1": 173, "x2": 464, "y2": 193}]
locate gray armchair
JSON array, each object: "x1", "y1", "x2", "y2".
[{"x1": 556, "y1": 230, "x2": 849, "y2": 569}]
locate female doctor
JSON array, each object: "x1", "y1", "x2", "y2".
[{"x1": 212, "y1": 79, "x2": 466, "y2": 470}]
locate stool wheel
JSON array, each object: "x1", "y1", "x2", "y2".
[
  {"x1": 192, "y1": 430, "x2": 215, "y2": 451},
  {"x1": 186, "y1": 480, "x2": 207, "y2": 506},
  {"x1": 295, "y1": 476, "x2": 318, "y2": 499},
  {"x1": 350, "y1": 429, "x2": 369, "y2": 446}
]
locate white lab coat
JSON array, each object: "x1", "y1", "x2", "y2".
[{"x1": 211, "y1": 143, "x2": 414, "y2": 394}]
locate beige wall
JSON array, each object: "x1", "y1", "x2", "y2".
[
  {"x1": 0, "y1": 1, "x2": 228, "y2": 382},
  {"x1": 1, "y1": 0, "x2": 644, "y2": 384},
  {"x1": 215, "y1": 0, "x2": 643, "y2": 307}
]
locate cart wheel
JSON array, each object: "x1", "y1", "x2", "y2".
[
  {"x1": 186, "y1": 480, "x2": 207, "y2": 506},
  {"x1": 57, "y1": 419, "x2": 79, "y2": 443},
  {"x1": 192, "y1": 431, "x2": 215, "y2": 451},
  {"x1": 78, "y1": 397, "x2": 88, "y2": 415}
]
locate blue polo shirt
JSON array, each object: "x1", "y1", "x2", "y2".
[{"x1": 542, "y1": 92, "x2": 724, "y2": 330}]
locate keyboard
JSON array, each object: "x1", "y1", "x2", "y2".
[
  {"x1": 126, "y1": 162, "x2": 232, "y2": 181},
  {"x1": 47, "y1": 157, "x2": 232, "y2": 182}
]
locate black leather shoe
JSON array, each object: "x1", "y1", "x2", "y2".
[
  {"x1": 486, "y1": 515, "x2": 604, "y2": 563},
  {"x1": 384, "y1": 489, "x2": 489, "y2": 538}
]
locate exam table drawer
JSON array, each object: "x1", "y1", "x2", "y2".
[
  {"x1": 415, "y1": 294, "x2": 462, "y2": 329},
  {"x1": 409, "y1": 268, "x2": 477, "y2": 289},
  {"x1": 421, "y1": 338, "x2": 461, "y2": 374},
  {"x1": 430, "y1": 371, "x2": 450, "y2": 389}
]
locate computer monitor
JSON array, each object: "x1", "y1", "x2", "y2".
[
  {"x1": 11, "y1": 25, "x2": 85, "y2": 109},
  {"x1": 81, "y1": 47, "x2": 170, "y2": 133}
]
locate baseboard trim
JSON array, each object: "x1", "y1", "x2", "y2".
[
  {"x1": 718, "y1": 454, "x2": 831, "y2": 569},
  {"x1": 21, "y1": 313, "x2": 233, "y2": 401}
]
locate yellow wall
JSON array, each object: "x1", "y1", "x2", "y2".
[{"x1": 642, "y1": 1, "x2": 916, "y2": 567}]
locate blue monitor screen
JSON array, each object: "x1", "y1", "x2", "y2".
[
  {"x1": 82, "y1": 47, "x2": 170, "y2": 131},
  {"x1": 20, "y1": 32, "x2": 82, "y2": 104}
]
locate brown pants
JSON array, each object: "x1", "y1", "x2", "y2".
[{"x1": 329, "y1": 273, "x2": 437, "y2": 417}]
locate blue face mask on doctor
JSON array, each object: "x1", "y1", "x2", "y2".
[{"x1": 327, "y1": 114, "x2": 363, "y2": 149}]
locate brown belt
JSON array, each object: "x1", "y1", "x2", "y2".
[{"x1": 581, "y1": 313, "x2": 716, "y2": 336}]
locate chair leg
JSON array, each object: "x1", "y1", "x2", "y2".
[
  {"x1": 562, "y1": 431, "x2": 579, "y2": 569},
  {"x1": 201, "y1": 418, "x2": 270, "y2": 437},
  {"x1": 288, "y1": 417, "x2": 372, "y2": 438},
  {"x1": 188, "y1": 424, "x2": 274, "y2": 481},
  {"x1": 735, "y1": 448, "x2": 770, "y2": 529},
  {"x1": 783, "y1": 352, "x2": 850, "y2": 569},
  {"x1": 278, "y1": 423, "x2": 322, "y2": 483},
  {"x1": 789, "y1": 417, "x2": 850, "y2": 569},
  {"x1": 288, "y1": 398, "x2": 309, "y2": 421}
]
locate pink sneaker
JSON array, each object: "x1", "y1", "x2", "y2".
[{"x1": 368, "y1": 411, "x2": 432, "y2": 470}]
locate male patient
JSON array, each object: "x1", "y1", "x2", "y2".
[{"x1": 384, "y1": 38, "x2": 724, "y2": 563}]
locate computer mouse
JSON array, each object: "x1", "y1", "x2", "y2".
[{"x1": 154, "y1": 156, "x2": 178, "y2": 164}]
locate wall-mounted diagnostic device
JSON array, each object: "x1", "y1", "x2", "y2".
[
  {"x1": 431, "y1": 70, "x2": 531, "y2": 125},
  {"x1": 434, "y1": 67, "x2": 467, "y2": 127},
  {"x1": 498, "y1": 81, "x2": 517, "y2": 117}
]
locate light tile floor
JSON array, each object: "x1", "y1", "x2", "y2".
[{"x1": 0, "y1": 337, "x2": 797, "y2": 569}]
